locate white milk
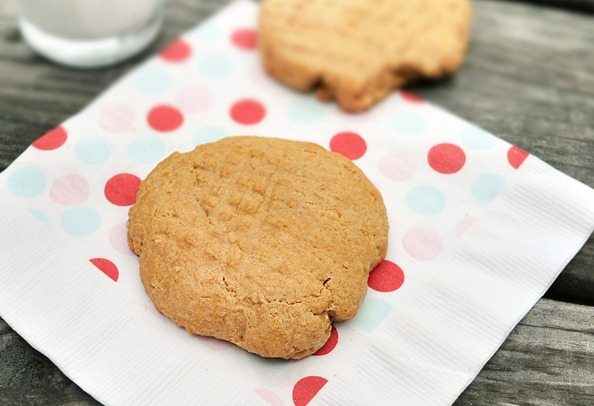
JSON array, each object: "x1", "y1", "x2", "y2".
[
  {"x1": 18, "y1": 0, "x2": 164, "y2": 67},
  {"x1": 19, "y1": 0, "x2": 162, "y2": 39}
]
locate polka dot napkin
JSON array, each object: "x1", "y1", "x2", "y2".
[{"x1": 1, "y1": 1, "x2": 593, "y2": 405}]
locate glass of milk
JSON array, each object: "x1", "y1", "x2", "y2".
[{"x1": 17, "y1": 0, "x2": 164, "y2": 68}]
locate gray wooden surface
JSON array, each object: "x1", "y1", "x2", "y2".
[
  {"x1": 0, "y1": 0, "x2": 593, "y2": 404},
  {"x1": 505, "y1": 0, "x2": 594, "y2": 12}
]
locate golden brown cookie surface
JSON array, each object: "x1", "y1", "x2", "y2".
[
  {"x1": 128, "y1": 136, "x2": 388, "y2": 359},
  {"x1": 259, "y1": 0, "x2": 471, "y2": 112}
]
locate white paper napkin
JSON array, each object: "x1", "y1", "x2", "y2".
[{"x1": 1, "y1": 1, "x2": 593, "y2": 405}]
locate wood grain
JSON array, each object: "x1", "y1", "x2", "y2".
[
  {"x1": 0, "y1": 0, "x2": 592, "y2": 404},
  {"x1": 456, "y1": 299, "x2": 594, "y2": 406},
  {"x1": 500, "y1": 0, "x2": 594, "y2": 13}
]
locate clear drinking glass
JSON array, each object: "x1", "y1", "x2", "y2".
[{"x1": 17, "y1": 0, "x2": 164, "y2": 68}]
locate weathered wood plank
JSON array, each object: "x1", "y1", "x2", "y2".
[
  {"x1": 456, "y1": 299, "x2": 594, "y2": 405},
  {"x1": 499, "y1": 0, "x2": 594, "y2": 13},
  {"x1": 0, "y1": 320, "x2": 96, "y2": 405}
]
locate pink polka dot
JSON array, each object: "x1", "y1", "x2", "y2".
[
  {"x1": 293, "y1": 376, "x2": 328, "y2": 406},
  {"x1": 368, "y1": 260, "x2": 404, "y2": 292},
  {"x1": 32, "y1": 126, "x2": 67, "y2": 150},
  {"x1": 104, "y1": 173, "x2": 141, "y2": 206},
  {"x1": 403, "y1": 225, "x2": 443, "y2": 261},
  {"x1": 89, "y1": 258, "x2": 119, "y2": 282},
  {"x1": 99, "y1": 104, "x2": 135, "y2": 133},
  {"x1": 253, "y1": 388, "x2": 283, "y2": 406},
  {"x1": 147, "y1": 104, "x2": 184, "y2": 132},
  {"x1": 50, "y1": 174, "x2": 89, "y2": 205},
  {"x1": 507, "y1": 145, "x2": 529, "y2": 169},
  {"x1": 231, "y1": 28, "x2": 258, "y2": 50},
  {"x1": 427, "y1": 143, "x2": 466, "y2": 174},
  {"x1": 401, "y1": 91, "x2": 423, "y2": 103},
  {"x1": 230, "y1": 99, "x2": 266, "y2": 125},
  {"x1": 160, "y1": 39, "x2": 191, "y2": 62},
  {"x1": 314, "y1": 326, "x2": 338, "y2": 356},
  {"x1": 330, "y1": 131, "x2": 367, "y2": 160},
  {"x1": 379, "y1": 150, "x2": 416, "y2": 181},
  {"x1": 455, "y1": 216, "x2": 476, "y2": 237},
  {"x1": 176, "y1": 86, "x2": 213, "y2": 114},
  {"x1": 109, "y1": 222, "x2": 133, "y2": 255}
]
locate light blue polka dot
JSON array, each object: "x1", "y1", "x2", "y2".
[
  {"x1": 29, "y1": 209, "x2": 49, "y2": 225},
  {"x1": 135, "y1": 66, "x2": 169, "y2": 94},
  {"x1": 471, "y1": 173, "x2": 507, "y2": 204},
  {"x1": 60, "y1": 207, "x2": 101, "y2": 237},
  {"x1": 194, "y1": 127, "x2": 227, "y2": 145},
  {"x1": 74, "y1": 137, "x2": 113, "y2": 165},
  {"x1": 188, "y1": 22, "x2": 219, "y2": 41},
  {"x1": 197, "y1": 52, "x2": 232, "y2": 79},
  {"x1": 355, "y1": 297, "x2": 393, "y2": 333},
  {"x1": 7, "y1": 166, "x2": 46, "y2": 197},
  {"x1": 287, "y1": 98, "x2": 324, "y2": 124},
  {"x1": 127, "y1": 136, "x2": 166, "y2": 165},
  {"x1": 406, "y1": 186, "x2": 446, "y2": 216},
  {"x1": 459, "y1": 125, "x2": 497, "y2": 150},
  {"x1": 392, "y1": 111, "x2": 427, "y2": 136}
]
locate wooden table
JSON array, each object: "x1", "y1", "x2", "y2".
[{"x1": 0, "y1": 0, "x2": 593, "y2": 404}]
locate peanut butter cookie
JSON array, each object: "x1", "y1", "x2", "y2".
[
  {"x1": 259, "y1": 0, "x2": 471, "y2": 111},
  {"x1": 128, "y1": 136, "x2": 388, "y2": 359}
]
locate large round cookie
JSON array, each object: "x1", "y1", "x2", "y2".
[
  {"x1": 259, "y1": 0, "x2": 471, "y2": 112},
  {"x1": 128, "y1": 136, "x2": 388, "y2": 359}
]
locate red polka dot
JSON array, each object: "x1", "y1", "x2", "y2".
[
  {"x1": 230, "y1": 99, "x2": 266, "y2": 125},
  {"x1": 160, "y1": 39, "x2": 191, "y2": 62},
  {"x1": 330, "y1": 131, "x2": 367, "y2": 160},
  {"x1": 89, "y1": 258, "x2": 119, "y2": 282},
  {"x1": 507, "y1": 145, "x2": 529, "y2": 169},
  {"x1": 314, "y1": 326, "x2": 338, "y2": 356},
  {"x1": 147, "y1": 105, "x2": 184, "y2": 132},
  {"x1": 368, "y1": 260, "x2": 405, "y2": 292},
  {"x1": 292, "y1": 376, "x2": 328, "y2": 406},
  {"x1": 428, "y1": 143, "x2": 466, "y2": 174},
  {"x1": 32, "y1": 126, "x2": 67, "y2": 150},
  {"x1": 231, "y1": 28, "x2": 258, "y2": 50},
  {"x1": 104, "y1": 173, "x2": 141, "y2": 206},
  {"x1": 401, "y1": 91, "x2": 423, "y2": 103}
]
